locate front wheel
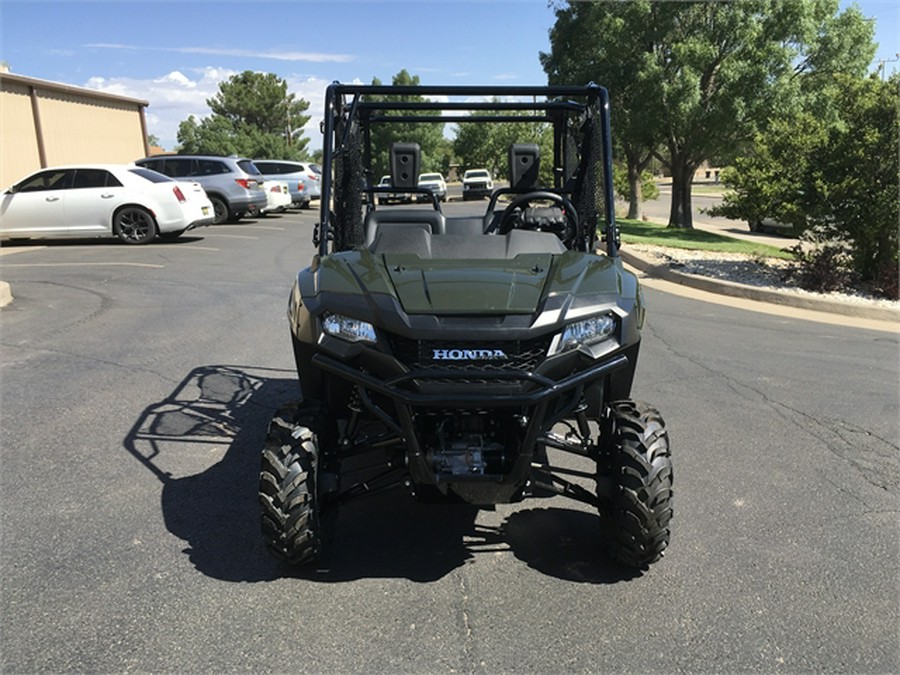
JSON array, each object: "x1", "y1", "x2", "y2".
[
  {"x1": 114, "y1": 206, "x2": 157, "y2": 243},
  {"x1": 597, "y1": 400, "x2": 673, "y2": 568},
  {"x1": 259, "y1": 403, "x2": 339, "y2": 566}
]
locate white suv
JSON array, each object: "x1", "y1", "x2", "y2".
[
  {"x1": 253, "y1": 160, "x2": 322, "y2": 209},
  {"x1": 462, "y1": 168, "x2": 493, "y2": 200}
]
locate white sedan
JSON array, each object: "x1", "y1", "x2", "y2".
[
  {"x1": 261, "y1": 180, "x2": 293, "y2": 214},
  {"x1": 0, "y1": 164, "x2": 215, "y2": 244}
]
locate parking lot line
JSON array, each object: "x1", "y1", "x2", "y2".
[
  {"x1": 161, "y1": 245, "x2": 220, "y2": 252},
  {"x1": 223, "y1": 225, "x2": 285, "y2": 231},
  {"x1": 0, "y1": 246, "x2": 47, "y2": 256},
  {"x1": 198, "y1": 234, "x2": 258, "y2": 240},
  {"x1": 0, "y1": 262, "x2": 166, "y2": 269}
]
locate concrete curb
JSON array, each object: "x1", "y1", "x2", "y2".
[
  {"x1": 619, "y1": 248, "x2": 900, "y2": 323},
  {"x1": 0, "y1": 281, "x2": 12, "y2": 308}
]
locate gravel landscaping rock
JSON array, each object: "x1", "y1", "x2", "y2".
[{"x1": 627, "y1": 244, "x2": 899, "y2": 310}]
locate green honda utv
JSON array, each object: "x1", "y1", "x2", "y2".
[{"x1": 259, "y1": 83, "x2": 673, "y2": 570}]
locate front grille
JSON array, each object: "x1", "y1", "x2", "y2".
[{"x1": 388, "y1": 335, "x2": 553, "y2": 375}]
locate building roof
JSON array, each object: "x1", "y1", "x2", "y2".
[{"x1": 0, "y1": 71, "x2": 149, "y2": 107}]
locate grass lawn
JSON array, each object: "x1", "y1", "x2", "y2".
[{"x1": 616, "y1": 218, "x2": 795, "y2": 260}]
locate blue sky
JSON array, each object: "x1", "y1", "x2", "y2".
[{"x1": 1, "y1": 0, "x2": 897, "y2": 152}]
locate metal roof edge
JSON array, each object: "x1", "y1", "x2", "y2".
[{"x1": 0, "y1": 71, "x2": 150, "y2": 107}]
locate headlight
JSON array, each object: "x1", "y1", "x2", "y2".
[
  {"x1": 549, "y1": 314, "x2": 617, "y2": 356},
  {"x1": 321, "y1": 313, "x2": 377, "y2": 344}
]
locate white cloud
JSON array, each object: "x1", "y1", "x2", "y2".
[
  {"x1": 156, "y1": 71, "x2": 194, "y2": 88},
  {"x1": 83, "y1": 68, "x2": 332, "y2": 153}
]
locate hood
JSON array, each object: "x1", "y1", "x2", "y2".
[
  {"x1": 312, "y1": 248, "x2": 626, "y2": 318},
  {"x1": 383, "y1": 252, "x2": 553, "y2": 314}
]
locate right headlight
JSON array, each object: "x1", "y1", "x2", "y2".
[
  {"x1": 321, "y1": 313, "x2": 377, "y2": 344},
  {"x1": 548, "y1": 313, "x2": 617, "y2": 357}
]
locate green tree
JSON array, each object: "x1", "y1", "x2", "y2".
[
  {"x1": 712, "y1": 74, "x2": 897, "y2": 296},
  {"x1": 176, "y1": 71, "x2": 311, "y2": 159},
  {"x1": 541, "y1": 0, "x2": 876, "y2": 229},
  {"x1": 542, "y1": 1, "x2": 662, "y2": 219},
  {"x1": 613, "y1": 165, "x2": 659, "y2": 208},
  {"x1": 807, "y1": 74, "x2": 898, "y2": 291},
  {"x1": 367, "y1": 70, "x2": 445, "y2": 179},
  {"x1": 177, "y1": 115, "x2": 239, "y2": 156},
  {"x1": 709, "y1": 112, "x2": 828, "y2": 232},
  {"x1": 453, "y1": 105, "x2": 554, "y2": 184}
]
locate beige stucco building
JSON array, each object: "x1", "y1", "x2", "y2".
[{"x1": 0, "y1": 71, "x2": 150, "y2": 188}]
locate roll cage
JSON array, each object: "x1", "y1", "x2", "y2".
[{"x1": 316, "y1": 83, "x2": 619, "y2": 258}]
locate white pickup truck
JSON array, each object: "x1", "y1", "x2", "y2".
[{"x1": 462, "y1": 168, "x2": 494, "y2": 200}]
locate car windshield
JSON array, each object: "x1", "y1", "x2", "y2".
[
  {"x1": 420, "y1": 174, "x2": 442, "y2": 181},
  {"x1": 466, "y1": 170, "x2": 489, "y2": 179}
]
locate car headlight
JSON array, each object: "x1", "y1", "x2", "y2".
[
  {"x1": 321, "y1": 313, "x2": 377, "y2": 344},
  {"x1": 548, "y1": 314, "x2": 617, "y2": 356}
]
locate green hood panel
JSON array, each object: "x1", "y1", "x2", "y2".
[
  {"x1": 313, "y1": 249, "x2": 624, "y2": 316},
  {"x1": 383, "y1": 253, "x2": 554, "y2": 314}
]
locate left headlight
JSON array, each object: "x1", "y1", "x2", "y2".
[
  {"x1": 321, "y1": 313, "x2": 377, "y2": 344},
  {"x1": 548, "y1": 314, "x2": 617, "y2": 356}
]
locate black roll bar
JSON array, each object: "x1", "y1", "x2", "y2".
[{"x1": 317, "y1": 82, "x2": 617, "y2": 258}]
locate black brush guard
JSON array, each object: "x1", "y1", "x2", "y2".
[{"x1": 311, "y1": 351, "x2": 630, "y2": 506}]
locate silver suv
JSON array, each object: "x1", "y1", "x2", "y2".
[
  {"x1": 134, "y1": 155, "x2": 268, "y2": 224},
  {"x1": 252, "y1": 160, "x2": 321, "y2": 209}
]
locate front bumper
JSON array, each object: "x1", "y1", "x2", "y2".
[{"x1": 311, "y1": 351, "x2": 628, "y2": 408}]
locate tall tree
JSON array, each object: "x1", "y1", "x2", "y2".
[
  {"x1": 177, "y1": 71, "x2": 311, "y2": 159},
  {"x1": 541, "y1": 0, "x2": 875, "y2": 229},
  {"x1": 367, "y1": 70, "x2": 445, "y2": 179},
  {"x1": 542, "y1": 1, "x2": 661, "y2": 219},
  {"x1": 453, "y1": 103, "x2": 554, "y2": 184}
]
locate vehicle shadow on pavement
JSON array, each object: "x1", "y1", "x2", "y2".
[
  {"x1": 502, "y1": 508, "x2": 641, "y2": 583},
  {"x1": 123, "y1": 364, "x2": 637, "y2": 585},
  {"x1": 0, "y1": 235, "x2": 208, "y2": 247},
  {"x1": 122, "y1": 364, "x2": 297, "y2": 583}
]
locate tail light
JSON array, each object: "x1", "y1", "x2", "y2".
[
  {"x1": 297, "y1": 182, "x2": 305, "y2": 192},
  {"x1": 172, "y1": 186, "x2": 186, "y2": 203},
  {"x1": 235, "y1": 178, "x2": 251, "y2": 189},
  {"x1": 306, "y1": 172, "x2": 319, "y2": 181}
]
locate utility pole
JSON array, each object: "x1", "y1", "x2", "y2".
[{"x1": 875, "y1": 53, "x2": 899, "y2": 81}]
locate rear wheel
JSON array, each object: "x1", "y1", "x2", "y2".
[
  {"x1": 259, "y1": 402, "x2": 339, "y2": 566},
  {"x1": 209, "y1": 196, "x2": 229, "y2": 224},
  {"x1": 114, "y1": 206, "x2": 157, "y2": 243},
  {"x1": 597, "y1": 400, "x2": 673, "y2": 568}
]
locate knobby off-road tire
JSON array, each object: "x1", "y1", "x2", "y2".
[
  {"x1": 598, "y1": 400, "x2": 673, "y2": 568},
  {"x1": 259, "y1": 403, "x2": 338, "y2": 566}
]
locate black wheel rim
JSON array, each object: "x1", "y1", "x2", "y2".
[{"x1": 118, "y1": 209, "x2": 153, "y2": 242}]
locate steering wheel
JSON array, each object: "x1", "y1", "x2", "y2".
[{"x1": 489, "y1": 191, "x2": 579, "y2": 236}]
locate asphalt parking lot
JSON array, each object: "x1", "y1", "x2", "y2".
[{"x1": 1, "y1": 206, "x2": 897, "y2": 673}]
